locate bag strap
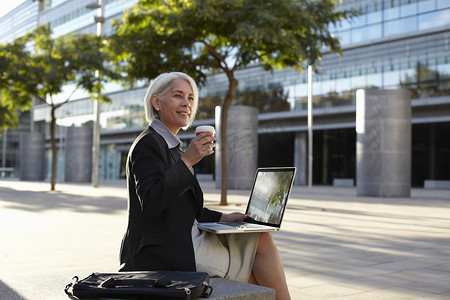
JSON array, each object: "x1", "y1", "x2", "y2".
[
  {"x1": 99, "y1": 276, "x2": 172, "y2": 288},
  {"x1": 64, "y1": 276, "x2": 79, "y2": 298}
]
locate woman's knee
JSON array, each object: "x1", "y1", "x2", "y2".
[{"x1": 257, "y1": 232, "x2": 275, "y2": 251}]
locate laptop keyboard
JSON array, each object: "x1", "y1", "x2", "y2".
[{"x1": 218, "y1": 222, "x2": 266, "y2": 229}]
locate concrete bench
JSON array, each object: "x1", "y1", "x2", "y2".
[
  {"x1": 0, "y1": 272, "x2": 275, "y2": 300},
  {"x1": 208, "y1": 278, "x2": 275, "y2": 299},
  {"x1": 333, "y1": 178, "x2": 354, "y2": 187},
  {"x1": 101, "y1": 279, "x2": 275, "y2": 300},
  {"x1": 424, "y1": 180, "x2": 450, "y2": 189}
]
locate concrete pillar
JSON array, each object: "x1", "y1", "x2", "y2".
[
  {"x1": 64, "y1": 123, "x2": 93, "y2": 183},
  {"x1": 356, "y1": 89, "x2": 411, "y2": 197},
  {"x1": 215, "y1": 106, "x2": 258, "y2": 189},
  {"x1": 20, "y1": 132, "x2": 46, "y2": 181},
  {"x1": 294, "y1": 132, "x2": 307, "y2": 185}
]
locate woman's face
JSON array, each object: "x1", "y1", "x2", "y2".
[{"x1": 152, "y1": 78, "x2": 194, "y2": 135}]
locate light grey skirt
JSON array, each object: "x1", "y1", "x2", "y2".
[{"x1": 192, "y1": 221, "x2": 259, "y2": 283}]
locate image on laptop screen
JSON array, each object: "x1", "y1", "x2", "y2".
[{"x1": 245, "y1": 169, "x2": 295, "y2": 226}]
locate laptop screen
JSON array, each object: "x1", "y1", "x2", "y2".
[{"x1": 245, "y1": 167, "x2": 296, "y2": 227}]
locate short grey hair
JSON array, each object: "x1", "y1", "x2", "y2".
[{"x1": 143, "y1": 72, "x2": 199, "y2": 129}]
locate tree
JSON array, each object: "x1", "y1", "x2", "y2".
[
  {"x1": 109, "y1": 0, "x2": 357, "y2": 205},
  {"x1": 0, "y1": 25, "x2": 119, "y2": 190},
  {"x1": 0, "y1": 40, "x2": 34, "y2": 131}
]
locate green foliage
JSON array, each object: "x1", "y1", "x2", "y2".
[
  {"x1": 110, "y1": 0, "x2": 358, "y2": 85},
  {"x1": 0, "y1": 106, "x2": 19, "y2": 130},
  {"x1": 0, "y1": 38, "x2": 34, "y2": 131},
  {"x1": 0, "y1": 25, "x2": 120, "y2": 130}
]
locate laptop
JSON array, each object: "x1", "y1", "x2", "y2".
[{"x1": 198, "y1": 167, "x2": 296, "y2": 234}]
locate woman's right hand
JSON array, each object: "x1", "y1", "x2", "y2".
[
  {"x1": 220, "y1": 212, "x2": 247, "y2": 222},
  {"x1": 181, "y1": 132, "x2": 216, "y2": 168}
]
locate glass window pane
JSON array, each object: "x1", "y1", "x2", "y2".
[
  {"x1": 367, "y1": 11, "x2": 382, "y2": 24},
  {"x1": 438, "y1": 1, "x2": 450, "y2": 9},
  {"x1": 351, "y1": 75, "x2": 366, "y2": 90},
  {"x1": 294, "y1": 83, "x2": 308, "y2": 110},
  {"x1": 352, "y1": 27, "x2": 365, "y2": 43},
  {"x1": 384, "y1": 16, "x2": 418, "y2": 37},
  {"x1": 285, "y1": 85, "x2": 296, "y2": 104},
  {"x1": 367, "y1": 24, "x2": 382, "y2": 41},
  {"x1": 384, "y1": 70, "x2": 401, "y2": 87},
  {"x1": 328, "y1": 22, "x2": 338, "y2": 33},
  {"x1": 402, "y1": 15, "x2": 418, "y2": 32},
  {"x1": 320, "y1": 80, "x2": 336, "y2": 96},
  {"x1": 400, "y1": 68, "x2": 416, "y2": 84},
  {"x1": 337, "y1": 19, "x2": 351, "y2": 31},
  {"x1": 336, "y1": 78, "x2": 351, "y2": 93},
  {"x1": 367, "y1": 1, "x2": 381, "y2": 14},
  {"x1": 418, "y1": 63, "x2": 437, "y2": 81},
  {"x1": 336, "y1": 30, "x2": 351, "y2": 46},
  {"x1": 419, "y1": 0, "x2": 436, "y2": 12},
  {"x1": 294, "y1": 83, "x2": 308, "y2": 98},
  {"x1": 418, "y1": 10, "x2": 450, "y2": 31},
  {"x1": 437, "y1": 62, "x2": 450, "y2": 80},
  {"x1": 367, "y1": 73, "x2": 382, "y2": 89},
  {"x1": 384, "y1": 19, "x2": 399, "y2": 36},
  {"x1": 351, "y1": 14, "x2": 366, "y2": 28},
  {"x1": 384, "y1": 7, "x2": 400, "y2": 20},
  {"x1": 401, "y1": 2, "x2": 418, "y2": 17}
]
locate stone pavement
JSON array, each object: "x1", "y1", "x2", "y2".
[{"x1": 0, "y1": 179, "x2": 449, "y2": 299}]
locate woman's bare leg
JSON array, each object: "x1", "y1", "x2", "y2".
[
  {"x1": 248, "y1": 271, "x2": 257, "y2": 284},
  {"x1": 249, "y1": 232, "x2": 291, "y2": 300}
]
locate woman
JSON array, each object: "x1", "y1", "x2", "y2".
[{"x1": 119, "y1": 72, "x2": 290, "y2": 299}]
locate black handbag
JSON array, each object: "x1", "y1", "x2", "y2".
[{"x1": 64, "y1": 270, "x2": 213, "y2": 299}]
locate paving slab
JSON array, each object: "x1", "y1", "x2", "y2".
[{"x1": 0, "y1": 179, "x2": 449, "y2": 299}]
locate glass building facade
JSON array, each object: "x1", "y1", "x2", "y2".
[{"x1": 1, "y1": 0, "x2": 449, "y2": 186}]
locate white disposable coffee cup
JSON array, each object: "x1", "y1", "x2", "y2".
[{"x1": 195, "y1": 125, "x2": 215, "y2": 137}]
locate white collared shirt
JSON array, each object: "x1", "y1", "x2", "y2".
[
  {"x1": 150, "y1": 118, "x2": 183, "y2": 149},
  {"x1": 150, "y1": 118, "x2": 194, "y2": 174}
]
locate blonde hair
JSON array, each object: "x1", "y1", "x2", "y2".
[{"x1": 143, "y1": 72, "x2": 199, "y2": 130}]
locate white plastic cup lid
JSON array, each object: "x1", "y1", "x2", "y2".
[{"x1": 195, "y1": 125, "x2": 215, "y2": 134}]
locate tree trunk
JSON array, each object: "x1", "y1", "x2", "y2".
[
  {"x1": 220, "y1": 75, "x2": 238, "y2": 206},
  {"x1": 50, "y1": 105, "x2": 57, "y2": 191}
]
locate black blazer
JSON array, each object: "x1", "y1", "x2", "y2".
[{"x1": 119, "y1": 126, "x2": 221, "y2": 272}]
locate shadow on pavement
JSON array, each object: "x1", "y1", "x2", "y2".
[
  {"x1": 288, "y1": 186, "x2": 450, "y2": 207},
  {"x1": 0, "y1": 280, "x2": 25, "y2": 300},
  {"x1": 0, "y1": 187, "x2": 127, "y2": 214}
]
